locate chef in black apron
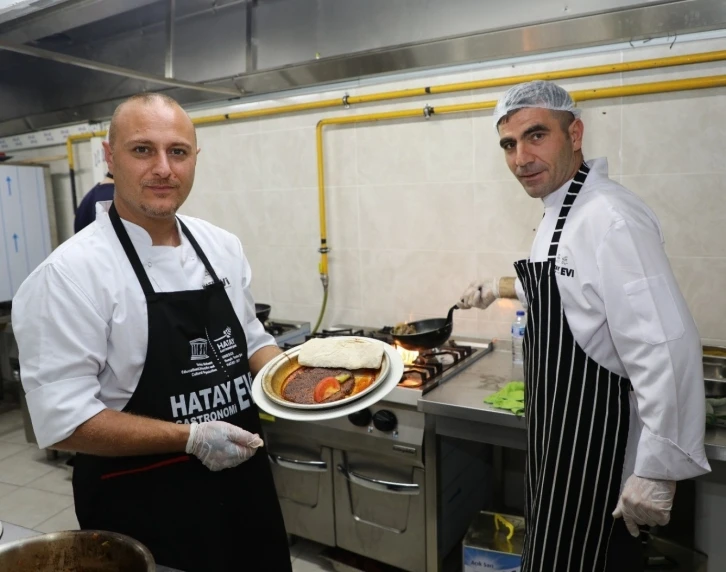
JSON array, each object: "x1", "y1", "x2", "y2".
[
  {"x1": 459, "y1": 81, "x2": 710, "y2": 571},
  {"x1": 12, "y1": 93, "x2": 292, "y2": 572},
  {"x1": 73, "y1": 202, "x2": 291, "y2": 571},
  {"x1": 512, "y1": 163, "x2": 636, "y2": 571}
]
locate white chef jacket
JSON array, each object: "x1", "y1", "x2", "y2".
[
  {"x1": 11, "y1": 201, "x2": 276, "y2": 449},
  {"x1": 514, "y1": 158, "x2": 710, "y2": 482}
]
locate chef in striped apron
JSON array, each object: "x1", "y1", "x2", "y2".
[{"x1": 459, "y1": 80, "x2": 711, "y2": 571}]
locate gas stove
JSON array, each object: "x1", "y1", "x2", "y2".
[
  {"x1": 281, "y1": 323, "x2": 494, "y2": 406},
  {"x1": 265, "y1": 323, "x2": 495, "y2": 572},
  {"x1": 264, "y1": 318, "x2": 310, "y2": 346}
]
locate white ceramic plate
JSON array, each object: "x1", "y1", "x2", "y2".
[
  {"x1": 252, "y1": 343, "x2": 404, "y2": 422},
  {"x1": 262, "y1": 337, "x2": 391, "y2": 410}
]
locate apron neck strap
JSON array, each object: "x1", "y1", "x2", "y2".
[
  {"x1": 547, "y1": 162, "x2": 590, "y2": 261},
  {"x1": 109, "y1": 202, "x2": 155, "y2": 295},
  {"x1": 109, "y1": 202, "x2": 221, "y2": 295},
  {"x1": 177, "y1": 218, "x2": 221, "y2": 285}
]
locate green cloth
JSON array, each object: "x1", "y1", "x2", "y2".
[
  {"x1": 484, "y1": 381, "x2": 525, "y2": 416},
  {"x1": 706, "y1": 397, "x2": 726, "y2": 427}
]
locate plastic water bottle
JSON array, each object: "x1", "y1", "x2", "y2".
[{"x1": 511, "y1": 310, "x2": 526, "y2": 380}]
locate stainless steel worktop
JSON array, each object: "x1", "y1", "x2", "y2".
[{"x1": 418, "y1": 348, "x2": 726, "y2": 462}]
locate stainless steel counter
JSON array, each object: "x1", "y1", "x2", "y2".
[
  {"x1": 704, "y1": 428, "x2": 726, "y2": 462},
  {"x1": 419, "y1": 348, "x2": 726, "y2": 462},
  {"x1": 0, "y1": 521, "x2": 183, "y2": 572}
]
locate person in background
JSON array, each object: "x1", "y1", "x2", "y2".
[
  {"x1": 66, "y1": 170, "x2": 115, "y2": 470},
  {"x1": 459, "y1": 80, "x2": 710, "y2": 572},
  {"x1": 73, "y1": 172, "x2": 114, "y2": 233},
  {"x1": 12, "y1": 92, "x2": 291, "y2": 571}
]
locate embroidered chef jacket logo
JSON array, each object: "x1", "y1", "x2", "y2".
[
  {"x1": 554, "y1": 254, "x2": 575, "y2": 278},
  {"x1": 203, "y1": 270, "x2": 231, "y2": 289},
  {"x1": 189, "y1": 338, "x2": 209, "y2": 360}
]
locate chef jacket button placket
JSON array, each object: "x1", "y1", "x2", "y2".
[{"x1": 147, "y1": 261, "x2": 152, "y2": 268}]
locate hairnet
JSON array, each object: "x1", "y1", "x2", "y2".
[{"x1": 493, "y1": 80, "x2": 581, "y2": 129}]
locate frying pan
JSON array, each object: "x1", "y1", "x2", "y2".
[
  {"x1": 255, "y1": 303, "x2": 272, "y2": 323},
  {"x1": 391, "y1": 305, "x2": 458, "y2": 351}
]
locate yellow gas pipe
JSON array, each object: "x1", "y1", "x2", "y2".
[
  {"x1": 61, "y1": 50, "x2": 726, "y2": 331},
  {"x1": 66, "y1": 130, "x2": 107, "y2": 212},
  {"x1": 66, "y1": 48, "x2": 726, "y2": 204}
]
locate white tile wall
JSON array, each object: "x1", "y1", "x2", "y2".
[
  {"x1": 620, "y1": 89, "x2": 726, "y2": 176},
  {"x1": 622, "y1": 174, "x2": 726, "y2": 258},
  {"x1": 37, "y1": 36, "x2": 726, "y2": 345}
]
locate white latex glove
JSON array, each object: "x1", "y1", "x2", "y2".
[
  {"x1": 612, "y1": 475, "x2": 676, "y2": 537},
  {"x1": 185, "y1": 421, "x2": 264, "y2": 472},
  {"x1": 458, "y1": 278, "x2": 500, "y2": 310}
]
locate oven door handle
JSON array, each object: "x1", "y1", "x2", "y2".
[
  {"x1": 268, "y1": 453, "x2": 328, "y2": 473},
  {"x1": 337, "y1": 464, "x2": 420, "y2": 495}
]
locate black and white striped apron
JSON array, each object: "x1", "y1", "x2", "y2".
[{"x1": 513, "y1": 163, "x2": 633, "y2": 572}]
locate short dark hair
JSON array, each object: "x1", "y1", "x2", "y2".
[
  {"x1": 107, "y1": 93, "x2": 189, "y2": 147},
  {"x1": 552, "y1": 109, "x2": 577, "y2": 133}
]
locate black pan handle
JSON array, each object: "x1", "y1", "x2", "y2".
[{"x1": 445, "y1": 304, "x2": 458, "y2": 326}]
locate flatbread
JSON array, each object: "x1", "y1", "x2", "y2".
[{"x1": 297, "y1": 337, "x2": 384, "y2": 370}]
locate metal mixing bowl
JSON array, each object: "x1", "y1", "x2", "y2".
[{"x1": 0, "y1": 529, "x2": 156, "y2": 571}]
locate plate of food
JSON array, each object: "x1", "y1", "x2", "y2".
[
  {"x1": 252, "y1": 341, "x2": 404, "y2": 422},
  {"x1": 261, "y1": 337, "x2": 391, "y2": 410}
]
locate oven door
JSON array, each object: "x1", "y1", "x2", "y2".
[
  {"x1": 266, "y1": 438, "x2": 336, "y2": 547},
  {"x1": 333, "y1": 449, "x2": 426, "y2": 572}
]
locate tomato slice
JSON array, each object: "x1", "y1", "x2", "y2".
[{"x1": 314, "y1": 377, "x2": 341, "y2": 403}]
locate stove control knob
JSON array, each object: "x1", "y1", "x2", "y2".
[
  {"x1": 348, "y1": 409, "x2": 372, "y2": 427},
  {"x1": 372, "y1": 410, "x2": 397, "y2": 433}
]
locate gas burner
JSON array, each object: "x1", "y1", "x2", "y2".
[
  {"x1": 413, "y1": 354, "x2": 444, "y2": 372},
  {"x1": 417, "y1": 352, "x2": 454, "y2": 366},
  {"x1": 264, "y1": 321, "x2": 288, "y2": 337},
  {"x1": 399, "y1": 371, "x2": 425, "y2": 387},
  {"x1": 318, "y1": 328, "x2": 366, "y2": 337},
  {"x1": 263, "y1": 319, "x2": 311, "y2": 345},
  {"x1": 367, "y1": 331, "x2": 393, "y2": 343}
]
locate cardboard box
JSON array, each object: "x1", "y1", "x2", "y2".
[{"x1": 462, "y1": 511, "x2": 524, "y2": 572}]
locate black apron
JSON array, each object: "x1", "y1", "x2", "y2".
[
  {"x1": 73, "y1": 203, "x2": 291, "y2": 572},
  {"x1": 514, "y1": 164, "x2": 643, "y2": 572}
]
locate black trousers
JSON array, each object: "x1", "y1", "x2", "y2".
[{"x1": 605, "y1": 519, "x2": 645, "y2": 572}]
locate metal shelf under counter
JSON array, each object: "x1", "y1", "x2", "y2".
[{"x1": 418, "y1": 347, "x2": 720, "y2": 571}]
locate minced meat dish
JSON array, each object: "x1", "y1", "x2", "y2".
[{"x1": 282, "y1": 367, "x2": 355, "y2": 404}]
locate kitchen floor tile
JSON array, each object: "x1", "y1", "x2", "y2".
[
  {"x1": 0, "y1": 487, "x2": 74, "y2": 528},
  {"x1": 292, "y1": 552, "x2": 335, "y2": 571},
  {"x1": 35, "y1": 506, "x2": 79, "y2": 533},
  {"x1": 0, "y1": 441, "x2": 28, "y2": 461},
  {"x1": 0, "y1": 429, "x2": 30, "y2": 445},
  {"x1": 26, "y1": 468, "x2": 74, "y2": 496},
  {"x1": 0, "y1": 446, "x2": 56, "y2": 486},
  {"x1": 0, "y1": 482, "x2": 17, "y2": 500}
]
